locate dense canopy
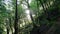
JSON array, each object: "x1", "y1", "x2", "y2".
[{"x1": 0, "y1": 0, "x2": 60, "y2": 34}]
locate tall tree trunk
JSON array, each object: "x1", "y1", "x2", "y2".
[
  {"x1": 7, "y1": 28, "x2": 9, "y2": 34},
  {"x1": 6, "y1": 18, "x2": 9, "y2": 34},
  {"x1": 14, "y1": 0, "x2": 19, "y2": 34},
  {"x1": 27, "y1": 1, "x2": 39, "y2": 34},
  {"x1": 9, "y1": 18, "x2": 14, "y2": 34},
  {"x1": 27, "y1": 0, "x2": 35, "y2": 26}
]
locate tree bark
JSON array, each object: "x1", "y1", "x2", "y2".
[
  {"x1": 6, "y1": 18, "x2": 9, "y2": 34},
  {"x1": 14, "y1": 0, "x2": 19, "y2": 34},
  {"x1": 7, "y1": 28, "x2": 9, "y2": 34}
]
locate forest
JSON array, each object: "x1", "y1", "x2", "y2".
[{"x1": 0, "y1": 0, "x2": 60, "y2": 34}]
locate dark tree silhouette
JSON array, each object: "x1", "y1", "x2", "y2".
[{"x1": 14, "y1": 0, "x2": 19, "y2": 34}]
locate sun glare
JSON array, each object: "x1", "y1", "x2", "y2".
[{"x1": 25, "y1": 10, "x2": 30, "y2": 14}]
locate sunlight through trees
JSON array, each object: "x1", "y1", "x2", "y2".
[{"x1": 0, "y1": 0, "x2": 60, "y2": 34}]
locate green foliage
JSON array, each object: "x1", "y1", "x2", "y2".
[{"x1": 0, "y1": 0, "x2": 60, "y2": 34}]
